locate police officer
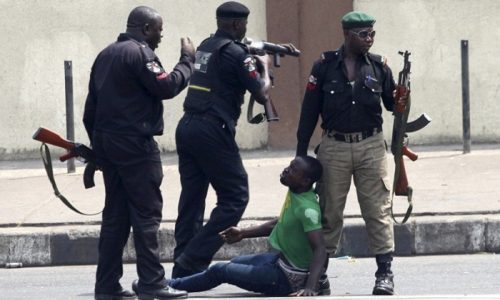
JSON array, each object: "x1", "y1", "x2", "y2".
[
  {"x1": 296, "y1": 11, "x2": 405, "y2": 295},
  {"x1": 83, "y1": 6, "x2": 195, "y2": 300},
  {"x1": 172, "y1": 1, "x2": 272, "y2": 278}
]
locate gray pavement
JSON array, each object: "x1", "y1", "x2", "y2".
[{"x1": 1, "y1": 144, "x2": 500, "y2": 266}]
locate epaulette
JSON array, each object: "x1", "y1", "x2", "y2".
[
  {"x1": 139, "y1": 43, "x2": 156, "y2": 61},
  {"x1": 368, "y1": 53, "x2": 388, "y2": 67},
  {"x1": 129, "y1": 38, "x2": 156, "y2": 62},
  {"x1": 320, "y1": 51, "x2": 339, "y2": 63}
]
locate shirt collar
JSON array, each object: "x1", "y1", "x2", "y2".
[
  {"x1": 214, "y1": 29, "x2": 239, "y2": 41},
  {"x1": 117, "y1": 33, "x2": 147, "y2": 45},
  {"x1": 335, "y1": 45, "x2": 372, "y2": 68}
]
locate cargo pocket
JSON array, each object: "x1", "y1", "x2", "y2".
[{"x1": 381, "y1": 176, "x2": 391, "y2": 192}]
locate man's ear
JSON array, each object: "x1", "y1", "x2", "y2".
[
  {"x1": 142, "y1": 23, "x2": 150, "y2": 35},
  {"x1": 232, "y1": 19, "x2": 239, "y2": 30}
]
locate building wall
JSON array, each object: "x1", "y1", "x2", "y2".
[
  {"x1": 353, "y1": 0, "x2": 500, "y2": 144},
  {"x1": 267, "y1": 0, "x2": 500, "y2": 149},
  {"x1": 0, "y1": 0, "x2": 267, "y2": 159},
  {"x1": 1, "y1": 0, "x2": 498, "y2": 159},
  {"x1": 266, "y1": 0, "x2": 353, "y2": 149}
]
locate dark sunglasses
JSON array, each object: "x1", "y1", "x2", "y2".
[{"x1": 350, "y1": 30, "x2": 376, "y2": 39}]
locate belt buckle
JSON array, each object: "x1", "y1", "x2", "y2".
[{"x1": 345, "y1": 133, "x2": 359, "y2": 143}]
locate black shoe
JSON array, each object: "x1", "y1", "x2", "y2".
[
  {"x1": 95, "y1": 287, "x2": 136, "y2": 300},
  {"x1": 132, "y1": 279, "x2": 187, "y2": 300},
  {"x1": 372, "y1": 273, "x2": 394, "y2": 295},
  {"x1": 318, "y1": 275, "x2": 331, "y2": 295}
]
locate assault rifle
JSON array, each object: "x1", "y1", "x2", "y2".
[
  {"x1": 243, "y1": 38, "x2": 301, "y2": 124},
  {"x1": 32, "y1": 127, "x2": 97, "y2": 189},
  {"x1": 391, "y1": 51, "x2": 431, "y2": 223}
]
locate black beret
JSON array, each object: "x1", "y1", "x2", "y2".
[
  {"x1": 341, "y1": 11, "x2": 376, "y2": 29},
  {"x1": 216, "y1": 1, "x2": 250, "y2": 19}
]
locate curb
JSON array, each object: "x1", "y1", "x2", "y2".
[{"x1": 2, "y1": 215, "x2": 500, "y2": 267}]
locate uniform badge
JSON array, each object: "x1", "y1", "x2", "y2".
[
  {"x1": 306, "y1": 75, "x2": 318, "y2": 91},
  {"x1": 194, "y1": 51, "x2": 212, "y2": 73},
  {"x1": 146, "y1": 61, "x2": 163, "y2": 74},
  {"x1": 243, "y1": 56, "x2": 257, "y2": 78}
]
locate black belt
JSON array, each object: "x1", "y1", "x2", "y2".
[
  {"x1": 326, "y1": 127, "x2": 382, "y2": 143},
  {"x1": 186, "y1": 113, "x2": 225, "y2": 127}
]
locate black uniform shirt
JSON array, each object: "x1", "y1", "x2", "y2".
[
  {"x1": 83, "y1": 33, "x2": 194, "y2": 140},
  {"x1": 184, "y1": 30, "x2": 265, "y2": 122},
  {"x1": 296, "y1": 46, "x2": 396, "y2": 155}
]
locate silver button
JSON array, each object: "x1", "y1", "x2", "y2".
[
  {"x1": 330, "y1": 91, "x2": 334, "y2": 94},
  {"x1": 352, "y1": 101, "x2": 356, "y2": 104}
]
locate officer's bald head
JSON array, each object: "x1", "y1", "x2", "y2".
[{"x1": 127, "y1": 6, "x2": 161, "y2": 29}]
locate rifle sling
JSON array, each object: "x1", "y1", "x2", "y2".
[
  {"x1": 40, "y1": 143, "x2": 101, "y2": 216},
  {"x1": 247, "y1": 95, "x2": 266, "y2": 124},
  {"x1": 390, "y1": 157, "x2": 413, "y2": 224}
]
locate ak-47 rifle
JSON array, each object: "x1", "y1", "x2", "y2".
[
  {"x1": 32, "y1": 127, "x2": 101, "y2": 215},
  {"x1": 243, "y1": 38, "x2": 301, "y2": 124},
  {"x1": 391, "y1": 51, "x2": 431, "y2": 224}
]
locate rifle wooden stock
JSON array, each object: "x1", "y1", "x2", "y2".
[
  {"x1": 395, "y1": 156, "x2": 409, "y2": 196},
  {"x1": 32, "y1": 127, "x2": 77, "y2": 162},
  {"x1": 395, "y1": 145, "x2": 418, "y2": 196}
]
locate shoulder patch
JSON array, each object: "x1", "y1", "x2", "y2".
[
  {"x1": 243, "y1": 56, "x2": 257, "y2": 78},
  {"x1": 146, "y1": 61, "x2": 163, "y2": 74}
]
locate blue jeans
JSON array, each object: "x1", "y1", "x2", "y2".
[{"x1": 169, "y1": 252, "x2": 292, "y2": 296}]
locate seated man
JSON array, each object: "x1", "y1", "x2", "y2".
[{"x1": 166, "y1": 156, "x2": 327, "y2": 296}]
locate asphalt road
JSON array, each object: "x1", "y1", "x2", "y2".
[{"x1": 1, "y1": 254, "x2": 499, "y2": 299}]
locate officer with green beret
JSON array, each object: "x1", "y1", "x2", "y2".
[{"x1": 296, "y1": 11, "x2": 406, "y2": 296}]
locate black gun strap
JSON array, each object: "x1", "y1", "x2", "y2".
[
  {"x1": 390, "y1": 160, "x2": 413, "y2": 224},
  {"x1": 40, "y1": 143, "x2": 101, "y2": 216},
  {"x1": 247, "y1": 95, "x2": 266, "y2": 124}
]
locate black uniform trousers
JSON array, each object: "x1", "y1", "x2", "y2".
[
  {"x1": 92, "y1": 131, "x2": 166, "y2": 293},
  {"x1": 173, "y1": 113, "x2": 249, "y2": 277}
]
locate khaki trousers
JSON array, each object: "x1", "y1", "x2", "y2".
[{"x1": 316, "y1": 132, "x2": 394, "y2": 255}]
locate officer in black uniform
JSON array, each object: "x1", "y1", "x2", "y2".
[
  {"x1": 172, "y1": 1, "x2": 272, "y2": 278},
  {"x1": 83, "y1": 6, "x2": 195, "y2": 300},
  {"x1": 296, "y1": 12, "x2": 405, "y2": 296}
]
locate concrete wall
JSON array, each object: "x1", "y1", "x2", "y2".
[
  {"x1": 0, "y1": 0, "x2": 267, "y2": 160},
  {"x1": 267, "y1": 0, "x2": 500, "y2": 149},
  {"x1": 2, "y1": 0, "x2": 498, "y2": 159},
  {"x1": 355, "y1": 0, "x2": 500, "y2": 144}
]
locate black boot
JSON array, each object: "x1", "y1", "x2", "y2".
[
  {"x1": 94, "y1": 287, "x2": 136, "y2": 300},
  {"x1": 372, "y1": 253, "x2": 394, "y2": 295},
  {"x1": 132, "y1": 280, "x2": 187, "y2": 300}
]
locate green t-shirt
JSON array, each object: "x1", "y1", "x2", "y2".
[{"x1": 268, "y1": 189, "x2": 322, "y2": 269}]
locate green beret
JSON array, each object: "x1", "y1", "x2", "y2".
[
  {"x1": 341, "y1": 11, "x2": 375, "y2": 29},
  {"x1": 216, "y1": 1, "x2": 250, "y2": 19}
]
